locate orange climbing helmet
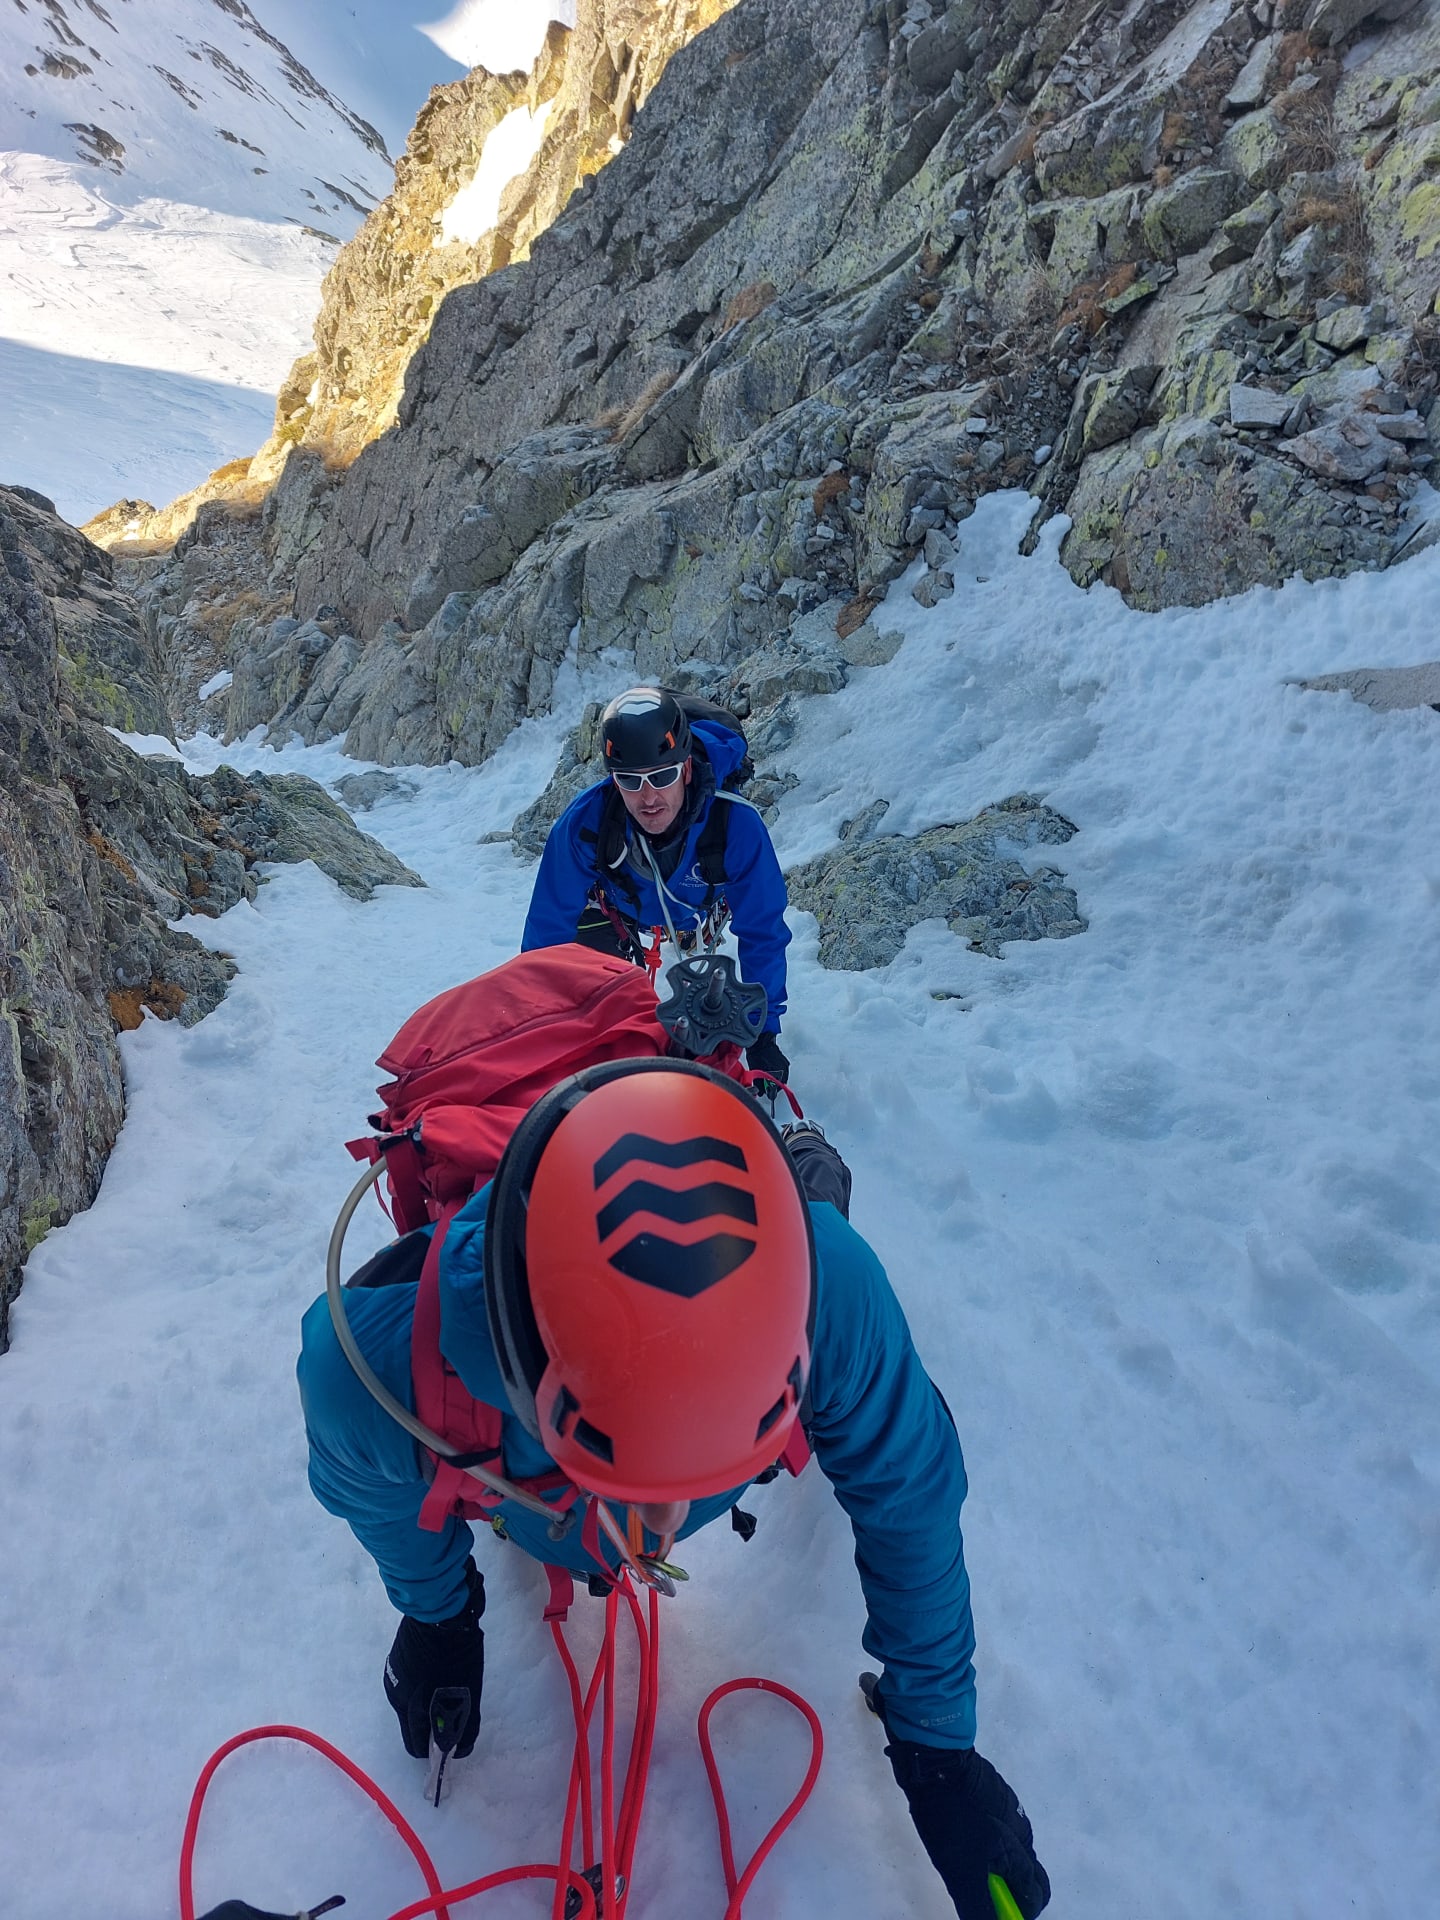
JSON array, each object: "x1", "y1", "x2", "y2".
[{"x1": 484, "y1": 1059, "x2": 816, "y2": 1502}]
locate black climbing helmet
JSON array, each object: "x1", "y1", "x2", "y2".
[{"x1": 600, "y1": 687, "x2": 692, "y2": 772}]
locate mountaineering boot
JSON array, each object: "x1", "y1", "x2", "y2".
[
  {"x1": 196, "y1": 1900, "x2": 344, "y2": 1920},
  {"x1": 781, "y1": 1119, "x2": 853, "y2": 1219}
]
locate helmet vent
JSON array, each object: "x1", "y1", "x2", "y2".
[
  {"x1": 574, "y1": 1417, "x2": 614, "y2": 1464},
  {"x1": 550, "y1": 1384, "x2": 580, "y2": 1435},
  {"x1": 755, "y1": 1393, "x2": 787, "y2": 1442}
]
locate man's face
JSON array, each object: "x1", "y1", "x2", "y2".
[{"x1": 616, "y1": 757, "x2": 691, "y2": 836}]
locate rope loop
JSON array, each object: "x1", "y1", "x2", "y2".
[{"x1": 179, "y1": 1580, "x2": 821, "y2": 1920}]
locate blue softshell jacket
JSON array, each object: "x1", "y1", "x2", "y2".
[
  {"x1": 298, "y1": 1188, "x2": 978, "y2": 1749},
  {"x1": 520, "y1": 720, "x2": 791, "y2": 1035}
]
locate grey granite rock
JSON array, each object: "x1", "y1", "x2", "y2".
[
  {"x1": 1298, "y1": 661, "x2": 1440, "y2": 709},
  {"x1": 912, "y1": 568, "x2": 956, "y2": 606},
  {"x1": 192, "y1": 768, "x2": 425, "y2": 900},
  {"x1": 1061, "y1": 420, "x2": 1394, "y2": 608},
  {"x1": 1306, "y1": 0, "x2": 1422, "y2": 48},
  {"x1": 1229, "y1": 384, "x2": 1293, "y2": 428},
  {"x1": 93, "y1": 0, "x2": 1440, "y2": 765},
  {"x1": 0, "y1": 490, "x2": 238, "y2": 1346},
  {"x1": 1227, "y1": 35, "x2": 1281, "y2": 111},
  {"x1": 1142, "y1": 170, "x2": 1243, "y2": 263},
  {"x1": 333, "y1": 770, "x2": 421, "y2": 811},
  {"x1": 786, "y1": 794, "x2": 1087, "y2": 969},
  {"x1": 1279, "y1": 410, "x2": 1394, "y2": 483}
]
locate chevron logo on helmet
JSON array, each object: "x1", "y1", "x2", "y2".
[{"x1": 593, "y1": 1133, "x2": 757, "y2": 1297}]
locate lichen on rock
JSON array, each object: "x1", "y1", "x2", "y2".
[
  {"x1": 82, "y1": 0, "x2": 1440, "y2": 775},
  {"x1": 786, "y1": 794, "x2": 1087, "y2": 970}
]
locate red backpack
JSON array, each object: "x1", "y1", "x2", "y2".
[
  {"x1": 346, "y1": 946, "x2": 755, "y2": 1531},
  {"x1": 353, "y1": 945, "x2": 677, "y2": 1234}
]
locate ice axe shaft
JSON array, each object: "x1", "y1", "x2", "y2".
[{"x1": 424, "y1": 1685, "x2": 472, "y2": 1807}]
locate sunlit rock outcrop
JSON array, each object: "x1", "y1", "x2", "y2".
[{"x1": 103, "y1": 0, "x2": 1440, "y2": 764}]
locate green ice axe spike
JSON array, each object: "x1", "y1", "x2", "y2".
[{"x1": 989, "y1": 1873, "x2": 1024, "y2": 1920}]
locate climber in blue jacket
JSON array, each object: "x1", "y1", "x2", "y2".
[
  {"x1": 298, "y1": 1058, "x2": 1049, "y2": 1920},
  {"x1": 521, "y1": 687, "x2": 793, "y2": 1091}
]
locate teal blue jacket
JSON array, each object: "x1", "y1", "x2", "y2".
[{"x1": 298, "y1": 1186, "x2": 977, "y2": 1747}]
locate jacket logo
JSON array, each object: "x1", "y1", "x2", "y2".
[{"x1": 593, "y1": 1134, "x2": 755, "y2": 1296}]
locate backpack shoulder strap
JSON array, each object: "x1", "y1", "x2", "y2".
[
  {"x1": 591, "y1": 783, "x2": 639, "y2": 905},
  {"x1": 696, "y1": 789, "x2": 762, "y2": 888}
]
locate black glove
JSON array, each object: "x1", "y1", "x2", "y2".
[
  {"x1": 745, "y1": 1033, "x2": 790, "y2": 1089},
  {"x1": 383, "y1": 1559, "x2": 485, "y2": 1760},
  {"x1": 887, "y1": 1738, "x2": 1050, "y2": 1920}
]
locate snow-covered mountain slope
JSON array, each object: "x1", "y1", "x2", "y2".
[
  {"x1": 0, "y1": 0, "x2": 403, "y2": 521},
  {"x1": 0, "y1": 148, "x2": 337, "y2": 521},
  {"x1": 2, "y1": 499, "x2": 1438, "y2": 1917},
  {"x1": 0, "y1": 2, "x2": 576, "y2": 521},
  {"x1": 1, "y1": 0, "x2": 393, "y2": 232}
]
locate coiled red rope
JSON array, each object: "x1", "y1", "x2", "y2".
[
  {"x1": 178, "y1": 1577, "x2": 821, "y2": 1920},
  {"x1": 699, "y1": 1679, "x2": 825, "y2": 1920}
]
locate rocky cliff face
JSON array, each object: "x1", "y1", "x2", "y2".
[
  {"x1": 262, "y1": 0, "x2": 737, "y2": 473},
  {"x1": 1, "y1": 488, "x2": 233, "y2": 1349},
  {"x1": 89, "y1": 0, "x2": 735, "y2": 550},
  {"x1": 0, "y1": 488, "x2": 421, "y2": 1347},
  {"x1": 104, "y1": 0, "x2": 1440, "y2": 780}
]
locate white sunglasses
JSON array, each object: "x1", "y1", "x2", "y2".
[{"x1": 612, "y1": 763, "x2": 685, "y2": 792}]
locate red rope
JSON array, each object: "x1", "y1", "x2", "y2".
[
  {"x1": 179, "y1": 1583, "x2": 819, "y2": 1920},
  {"x1": 732, "y1": 1064, "x2": 804, "y2": 1118},
  {"x1": 548, "y1": 1578, "x2": 661, "y2": 1919},
  {"x1": 176, "y1": 1724, "x2": 453, "y2": 1920},
  {"x1": 698, "y1": 1679, "x2": 825, "y2": 1920}
]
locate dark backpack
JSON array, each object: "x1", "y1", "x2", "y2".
[{"x1": 590, "y1": 692, "x2": 753, "y2": 907}]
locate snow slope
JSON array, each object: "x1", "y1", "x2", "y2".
[
  {"x1": 0, "y1": 148, "x2": 337, "y2": 519},
  {"x1": 2, "y1": 495, "x2": 1436, "y2": 1920},
  {"x1": 0, "y1": 3, "x2": 578, "y2": 522},
  {"x1": 0, "y1": 0, "x2": 410, "y2": 522},
  {"x1": 1, "y1": 0, "x2": 394, "y2": 229}
]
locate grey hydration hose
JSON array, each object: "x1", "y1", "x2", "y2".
[{"x1": 325, "y1": 1157, "x2": 574, "y2": 1536}]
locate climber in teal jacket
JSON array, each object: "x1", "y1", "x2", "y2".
[{"x1": 297, "y1": 1060, "x2": 1048, "y2": 1920}]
